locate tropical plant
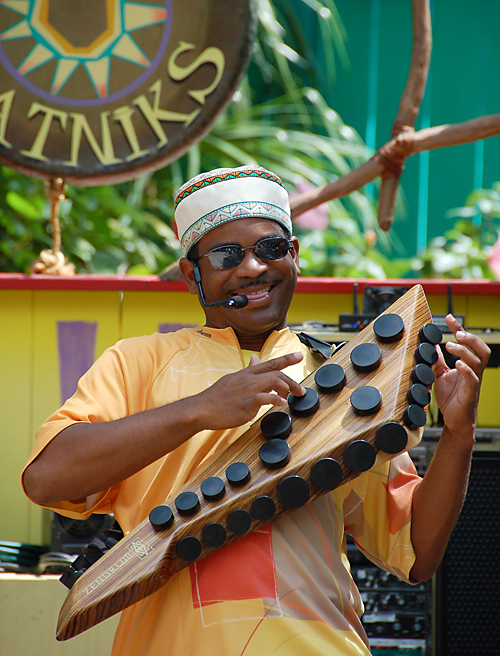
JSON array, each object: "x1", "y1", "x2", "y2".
[
  {"x1": 410, "y1": 185, "x2": 500, "y2": 279},
  {"x1": 0, "y1": 0, "x2": 398, "y2": 276}
]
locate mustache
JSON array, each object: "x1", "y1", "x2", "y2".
[{"x1": 232, "y1": 276, "x2": 277, "y2": 292}]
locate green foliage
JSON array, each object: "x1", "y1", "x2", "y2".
[
  {"x1": 297, "y1": 219, "x2": 410, "y2": 279},
  {"x1": 0, "y1": 169, "x2": 182, "y2": 274},
  {"x1": 410, "y1": 185, "x2": 500, "y2": 279},
  {"x1": 0, "y1": 0, "x2": 402, "y2": 277},
  {"x1": 0, "y1": 168, "x2": 50, "y2": 272}
]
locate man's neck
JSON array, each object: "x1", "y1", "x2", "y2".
[{"x1": 235, "y1": 330, "x2": 276, "y2": 352}]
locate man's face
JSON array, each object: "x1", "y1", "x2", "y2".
[{"x1": 181, "y1": 218, "x2": 300, "y2": 347}]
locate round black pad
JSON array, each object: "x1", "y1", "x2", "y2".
[
  {"x1": 376, "y1": 422, "x2": 408, "y2": 454},
  {"x1": 373, "y1": 314, "x2": 404, "y2": 343},
  {"x1": 344, "y1": 440, "x2": 377, "y2": 472},
  {"x1": 226, "y1": 462, "x2": 251, "y2": 487},
  {"x1": 411, "y1": 363, "x2": 435, "y2": 387},
  {"x1": 414, "y1": 342, "x2": 439, "y2": 366},
  {"x1": 407, "y1": 383, "x2": 431, "y2": 407},
  {"x1": 310, "y1": 458, "x2": 343, "y2": 490},
  {"x1": 350, "y1": 343, "x2": 382, "y2": 373},
  {"x1": 149, "y1": 505, "x2": 174, "y2": 531},
  {"x1": 278, "y1": 476, "x2": 310, "y2": 508},
  {"x1": 175, "y1": 491, "x2": 200, "y2": 516},
  {"x1": 260, "y1": 412, "x2": 292, "y2": 440},
  {"x1": 314, "y1": 364, "x2": 346, "y2": 393},
  {"x1": 350, "y1": 386, "x2": 382, "y2": 416},
  {"x1": 200, "y1": 476, "x2": 225, "y2": 501},
  {"x1": 202, "y1": 523, "x2": 227, "y2": 548},
  {"x1": 251, "y1": 496, "x2": 276, "y2": 521},
  {"x1": 177, "y1": 536, "x2": 202, "y2": 561},
  {"x1": 419, "y1": 323, "x2": 443, "y2": 345},
  {"x1": 288, "y1": 388, "x2": 319, "y2": 416},
  {"x1": 259, "y1": 438, "x2": 290, "y2": 468},
  {"x1": 403, "y1": 404, "x2": 427, "y2": 429},
  {"x1": 227, "y1": 509, "x2": 252, "y2": 534}
]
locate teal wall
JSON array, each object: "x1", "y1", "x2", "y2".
[{"x1": 302, "y1": 0, "x2": 500, "y2": 257}]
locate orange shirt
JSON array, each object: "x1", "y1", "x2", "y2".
[{"x1": 24, "y1": 327, "x2": 420, "y2": 656}]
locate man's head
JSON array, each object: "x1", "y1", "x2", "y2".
[
  {"x1": 174, "y1": 165, "x2": 293, "y2": 257},
  {"x1": 175, "y1": 165, "x2": 300, "y2": 349}
]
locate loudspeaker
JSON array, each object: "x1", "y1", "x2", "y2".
[
  {"x1": 434, "y1": 448, "x2": 500, "y2": 655},
  {"x1": 362, "y1": 286, "x2": 409, "y2": 315},
  {"x1": 51, "y1": 512, "x2": 115, "y2": 555}
]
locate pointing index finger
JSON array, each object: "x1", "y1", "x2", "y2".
[
  {"x1": 252, "y1": 352, "x2": 304, "y2": 372},
  {"x1": 252, "y1": 352, "x2": 306, "y2": 396}
]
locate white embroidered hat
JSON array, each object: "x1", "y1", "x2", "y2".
[{"x1": 174, "y1": 165, "x2": 292, "y2": 256}]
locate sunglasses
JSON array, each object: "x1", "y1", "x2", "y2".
[{"x1": 197, "y1": 236, "x2": 294, "y2": 270}]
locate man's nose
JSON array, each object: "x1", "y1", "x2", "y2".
[{"x1": 235, "y1": 248, "x2": 268, "y2": 276}]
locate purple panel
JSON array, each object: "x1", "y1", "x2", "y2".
[
  {"x1": 57, "y1": 321, "x2": 98, "y2": 404},
  {"x1": 158, "y1": 323, "x2": 196, "y2": 334}
]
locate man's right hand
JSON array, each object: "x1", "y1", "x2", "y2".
[
  {"x1": 24, "y1": 352, "x2": 306, "y2": 505},
  {"x1": 195, "y1": 351, "x2": 306, "y2": 430}
]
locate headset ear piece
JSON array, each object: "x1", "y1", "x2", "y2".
[{"x1": 191, "y1": 262, "x2": 202, "y2": 284}]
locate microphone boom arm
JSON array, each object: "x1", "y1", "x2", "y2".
[{"x1": 192, "y1": 263, "x2": 248, "y2": 309}]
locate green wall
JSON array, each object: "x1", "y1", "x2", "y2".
[{"x1": 304, "y1": 0, "x2": 500, "y2": 257}]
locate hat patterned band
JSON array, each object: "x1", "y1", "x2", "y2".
[
  {"x1": 175, "y1": 168, "x2": 285, "y2": 210},
  {"x1": 182, "y1": 201, "x2": 291, "y2": 256}
]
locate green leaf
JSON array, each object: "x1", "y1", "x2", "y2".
[{"x1": 5, "y1": 191, "x2": 41, "y2": 220}]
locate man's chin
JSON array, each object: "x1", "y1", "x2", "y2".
[{"x1": 235, "y1": 309, "x2": 287, "y2": 335}]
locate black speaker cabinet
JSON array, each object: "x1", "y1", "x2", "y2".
[
  {"x1": 51, "y1": 512, "x2": 115, "y2": 555},
  {"x1": 434, "y1": 447, "x2": 500, "y2": 655}
]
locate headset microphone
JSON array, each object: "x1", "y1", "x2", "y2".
[{"x1": 192, "y1": 263, "x2": 249, "y2": 309}]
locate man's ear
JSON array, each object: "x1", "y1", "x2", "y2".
[
  {"x1": 178, "y1": 257, "x2": 198, "y2": 295},
  {"x1": 291, "y1": 235, "x2": 301, "y2": 275}
]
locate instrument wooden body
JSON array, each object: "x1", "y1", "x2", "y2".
[{"x1": 57, "y1": 284, "x2": 433, "y2": 640}]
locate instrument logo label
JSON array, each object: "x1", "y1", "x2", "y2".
[
  {"x1": 128, "y1": 538, "x2": 154, "y2": 560},
  {"x1": 84, "y1": 539, "x2": 154, "y2": 594}
]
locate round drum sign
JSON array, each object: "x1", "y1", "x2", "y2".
[{"x1": 0, "y1": 0, "x2": 256, "y2": 184}]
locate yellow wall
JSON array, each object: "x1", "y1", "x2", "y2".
[
  {"x1": 0, "y1": 289, "x2": 122, "y2": 545},
  {"x1": 0, "y1": 574, "x2": 119, "y2": 655},
  {"x1": 1, "y1": 283, "x2": 499, "y2": 545}
]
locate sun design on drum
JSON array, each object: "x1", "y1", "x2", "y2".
[{"x1": 0, "y1": 0, "x2": 172, "y2": 104}]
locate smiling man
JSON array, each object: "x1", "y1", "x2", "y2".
[
  {"x1": 176, "y1": 166, "x2": 300, "y2": 350},
  {"x1": 23, "y1": 165, "x2": 490, "y2": 656}
]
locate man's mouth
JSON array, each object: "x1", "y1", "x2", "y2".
[{"x1": 232, "y1": 285, "x2": 273, "y2": 300}]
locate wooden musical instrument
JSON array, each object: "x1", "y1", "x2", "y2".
[{"x1": 57, "y1": 284, "x2": 440, "y2": 640}]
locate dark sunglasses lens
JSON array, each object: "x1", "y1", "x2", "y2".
[
  {"x1": 205, "y1": 238, "x2": 291, "y2": 269},
  {"x1": 208, "y1": 246, "x2": 243, "y2": 269},
  {"x1": 254, "y1": 238, "x2": 290, "y2": 261}
]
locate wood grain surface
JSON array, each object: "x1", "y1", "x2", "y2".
[{"x1": 57, "y1": 284, "x2": 432, "y2": 640}]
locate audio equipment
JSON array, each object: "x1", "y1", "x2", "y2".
[
  {"x1": 51, "y1": 513, "x2": 115, "y2": 555},
  {"x1": 434, "y1": 447, "x2": 500, "y2": 655},
  {"x1": 348, "y1": 535, "x2": 431, "y2": 654}
]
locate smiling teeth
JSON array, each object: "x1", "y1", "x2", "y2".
[{"x1": 245, "y1": 287, "x2": 271, "y2": 296}]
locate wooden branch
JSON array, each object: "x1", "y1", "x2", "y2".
[
  {"x1": 378, "y1": 0, "x2": 432, "y2": 231},
  {"x1": 394, "y1": 0, "x2": 432, "y2": 129},
  {"x1": 409, "y1": 113, "x2": 500, "y2": 152},
  {"x1": 159, "y1": 113, "x2": 500, "y2": 282},
  {"x1": 290, "y1": 158, "x2": 384, "y2": 218},
  {"x1": 290, "y1": 113, "x2": 500, "y2": 220}
]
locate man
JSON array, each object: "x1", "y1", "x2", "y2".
[{"x1": 23, "y1": 165, "x2": 490, "y2": 656}]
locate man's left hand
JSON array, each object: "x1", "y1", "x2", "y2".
[{"x1": 433, "y1": 314, "x2": 491, "y2": 438}]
